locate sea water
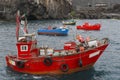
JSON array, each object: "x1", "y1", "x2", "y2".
[{"x1": 0, "y1": 19, "x2": 120, "y2": 80}]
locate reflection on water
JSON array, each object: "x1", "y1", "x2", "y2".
[
  {"x1": 5, "y1": 67, "x2": 111, "y2": 80},
  {"x1": 5, "y1": 67, "x2": 98, "y2": 80},
  {"x1": 59, "y1": 67, "x2": 96, "y2": 80}
]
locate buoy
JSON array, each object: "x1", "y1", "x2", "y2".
[
  {"x1": 60, "y1": 64, "x2": 69, "y2": 72},
  {"x1": 43, "y1": 57, "x2": 53, "y2": 66}
]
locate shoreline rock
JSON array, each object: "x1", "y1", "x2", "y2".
[{"x1": 0, "y1": 0, "x2": 120, "y2": 21}]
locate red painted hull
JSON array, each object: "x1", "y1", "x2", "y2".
[
  {"x1": 6, "y1": 44, "x2": 108, "y2": 75},
  {"x1": 76, "y1": 24, "x2": 101, "y2": 30}
]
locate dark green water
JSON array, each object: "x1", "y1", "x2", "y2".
[{"x1": 0, "y1": 19, "x2": 120, "y2": 80}]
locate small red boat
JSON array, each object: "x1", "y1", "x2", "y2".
[
  {"x1": 5, "y1": 11, "x2": 109, "y2": 75},
  {"x1": 76, "y1": 22, "x2": 101, "y2": 30}
]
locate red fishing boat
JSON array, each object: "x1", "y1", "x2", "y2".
[
  {"x1": 5, "y1": 11, "x2": 109, "y2": 75},
  {"x1": 76, "y1": 22, "x2": 101, "y2": 30}
]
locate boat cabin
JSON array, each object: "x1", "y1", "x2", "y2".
[{"x1": 16, "y1": 33, "x2": 39, "y2": 59}]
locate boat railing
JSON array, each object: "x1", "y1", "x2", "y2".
[
  {"x1": 100, "y1": 38, "x2": 109, "y2": 45},
  {"x1": 74, "y1": 38, "x2": 109, "y2": 52},
  {"x1": 85, "y1": 38, "x2": 109, "y2": 50},
  {"x1": 39, "y1": 47, "x2": 77, "y2": 57},
  {"x1": 18, "y1": 33, "x2": 36, "y2": 42},
  {"x1": 38, "y1": 38, "x2": 109, "y2": 57}
]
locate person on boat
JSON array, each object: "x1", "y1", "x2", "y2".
[
  {"x1": 79, "y1": 44, "x2": 85, "y2": 52},
  {"x1": 77, "y1": 35, "x2": 85, "y2": 43},
  {"x1": 60, "y1": 25, "x2": 67, "y2": 29},
  {"x1": 86, "y1": 36, "x2": 90, "y2": 42},
  {"x1": 75, "y1": 35, "x2": 84, "y2": 48},
  {"x1": 76, "y1": 35, "x2": 90, "y2": 50},
  {"x1": 48, "y1": 26, "x2": 52, "y2": 30},
  {"x1": 75, "y1": 35, "x2": 81, "y2": 45},
  {"x1": 84, "y1": 36, "x2": 91, "y2": 49},
  {"x1": 63, "y1": 25, "x2": 67, "y2": 29}
]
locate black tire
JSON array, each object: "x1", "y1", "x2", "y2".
[
  {"x1": 60, "y1": 64, "x2": 69, "y2": 72},
  {"x1": 16, "y1": 61, "x2": 25, "y2": 68},
  {"x1": 43, "y1": 57, "x2": 53, "y2": 66}
]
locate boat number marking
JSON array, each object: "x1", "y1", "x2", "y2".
[{"x1": 89, "y1": 51, "x2": 100, "y2": 58}]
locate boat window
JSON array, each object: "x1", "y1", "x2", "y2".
[{"x1": 21, "y1": 45, "x2": 28, "y2": 51}]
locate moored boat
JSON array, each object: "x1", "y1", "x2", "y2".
[
  {"x1": 76, "y1": 22, "x2": 101, "y2": 30},
  {"x1": 62, "y1": 20, "x2": 76, "y2": 25},
  {"x1": 37, "y1": 26, "x2": 69, "y2": 36},
  {"x1": 5, "y1": 11, "x2": 109, "y2": 75}
]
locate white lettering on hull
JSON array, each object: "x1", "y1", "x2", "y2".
[{"x1": 89, "y1": 51, "x2": 100, "y2": 58}]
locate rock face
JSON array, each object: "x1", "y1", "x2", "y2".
[
  {"x1": 43, "y1": 0, "x2": 72, "y2": 19},
  {"x1": 105, "y1": 4, "x2": 120, "y2": 13},
  {"x1": 0, "y1": 0, "x2": 72, "y2": 20}
]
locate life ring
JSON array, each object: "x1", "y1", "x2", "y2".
[
  {"x1": 60, "y1": 64, "x2": 69, "y2": 72},
  {"x1": 16, "y1": 61, "x2": 25, "y2": 68},
  {"x1": 43, "y1": 57, "x2": 53, "y2": 66},
  {"x1": 78, "y1": 59, "x2": 82, "y2": 67}
]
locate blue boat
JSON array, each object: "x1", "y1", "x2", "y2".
[{"x1": 37, "y1": 26, "x2": 69, "y2": 36}]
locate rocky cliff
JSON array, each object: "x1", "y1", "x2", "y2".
[{"x1": 0, "y1": 0, "x2": 72, "y2": 20}]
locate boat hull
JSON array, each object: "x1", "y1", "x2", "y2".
[
  {"x1": 63, "y1": 22, "x2": 76, "y2": 25},
  {"x1": 76, "y1": 24, "x2": 101, "y2": 30},
  {"x1": 37, "y1": 28, "x2": 68, "y2": 36},
  {"x1": 6, "y1": 44, "x2": 108, "y2": 75}
]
